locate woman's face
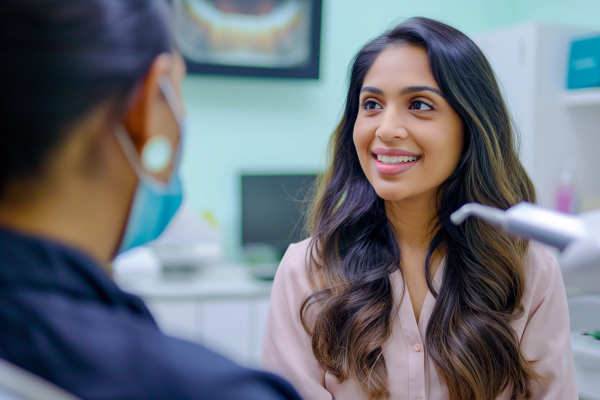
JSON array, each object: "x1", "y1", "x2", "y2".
[{"x1": 353, "y1": 45, "x2": 464, "y2": 203}]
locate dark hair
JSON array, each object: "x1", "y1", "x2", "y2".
[
  {"x1": 302, "y1": 17, "x2": 541, "y2": 400},
  {"x1": 0, "y1": 0, "x2": 172, "y2": 193}
]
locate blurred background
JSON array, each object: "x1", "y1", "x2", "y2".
[{"x1": 114, "y1": 1, "x2": 600, "y2": 398}]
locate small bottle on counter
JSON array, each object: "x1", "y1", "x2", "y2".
[{"x1": 556, "y1": 160, "x2": 577, "y2": 214}]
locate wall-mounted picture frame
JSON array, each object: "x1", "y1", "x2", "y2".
[{"x1": 172, "y1": 0, "x2": 323, "y2": 79}]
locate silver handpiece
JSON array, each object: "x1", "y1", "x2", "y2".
[{"x1": 451, "y1": 202, "x2": 587, "y2": 251}]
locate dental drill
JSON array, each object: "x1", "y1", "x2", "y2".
[{"x1": 451, "y1": 202, "x2": 600, "y2": 294}]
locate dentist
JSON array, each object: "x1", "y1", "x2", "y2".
[{"x1": 0, "y1": 0, "x2": 301, "y2": 399}]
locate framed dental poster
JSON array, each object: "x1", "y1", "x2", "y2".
[{"x1": 172, "y1": 0, "x2": 323, "y2": 79}]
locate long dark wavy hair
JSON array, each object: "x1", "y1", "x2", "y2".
[{"x1": 301, "y1": 17, "x2": 542, "y2": 400}]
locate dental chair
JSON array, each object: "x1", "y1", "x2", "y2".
[{"x1": 0, "y1": 358, "x2": 80, "y2": 400}]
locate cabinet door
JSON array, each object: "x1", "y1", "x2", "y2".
[
  {"x1": 201, "y1": 299, "x2": 252, "y2": 366},
  {"x1": 144, "y1": 300, "x2": 200, "y2": 343},
  {"x1": 144, "y1": 297, "x2": 271, "y2": 368},
  {"x1": 249, "y1": 298, "x2": 271, "y2": 368},
  {"x1": 474, "y1": 25, "x2": 538, "y2": 180}
]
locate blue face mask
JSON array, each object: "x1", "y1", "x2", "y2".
[{"x1": 116, "y1": 78, "x2": 185, "y2": 254}]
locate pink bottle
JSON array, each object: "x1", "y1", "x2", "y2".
[{"x1": 556, "y1": 164, "x2": 576, "y2": 214}]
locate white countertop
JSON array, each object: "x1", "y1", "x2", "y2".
[{"x1": 115, "y1": 263, "x2": 274, "y2": 300}]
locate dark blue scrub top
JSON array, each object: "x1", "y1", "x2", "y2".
[{"x1": 0, "y1": 227, "x2": 302, "y2": 400}]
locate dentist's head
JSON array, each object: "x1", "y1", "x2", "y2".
[{"x1": 0, "y1": 0, "x2": 187, "y2": 263}]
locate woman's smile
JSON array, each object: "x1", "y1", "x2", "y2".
[{"x1": 372, "y1": 147, "x2": 421, "y2": 175}]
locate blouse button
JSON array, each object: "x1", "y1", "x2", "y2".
[{"x1": 413, "y1": 343, "x2": 421, "y2": 352}]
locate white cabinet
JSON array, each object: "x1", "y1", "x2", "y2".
[
  {"x1": 474, "y1": 24, "x2": 598, "y2": 208},
  {"x1": 145, "y1": 296, "x2": 271, "y2": 368},
  {"x1": 145, "y1": 300, "x2": 200, "y2": 343},
  {"x1": 201, "y1": 299, "x2": 253, "y2": 365},
  {"x1": 120, "y1": 264, "x2": 273, "y2": 368},
  {"x1": 475, "y1": 24, "x2": 538, "y2": 177},
  {"x1": 251, "y1": 298, "x2": 271, "y2": 365}
]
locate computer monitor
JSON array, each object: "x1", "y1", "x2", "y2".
[{"x1": 241, "y1": 174, "x2": 317, "y2": 256}]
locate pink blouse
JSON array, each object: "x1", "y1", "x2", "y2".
[{"x1": 261, "y1": 238, "x2": 577, "y2": 400}]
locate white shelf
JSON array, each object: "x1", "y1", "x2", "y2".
[{"x1": 563, "y1": 88, "x2": 600, "y2": 107}]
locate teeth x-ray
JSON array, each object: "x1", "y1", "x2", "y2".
[{"x1": 172, "y1": 0, "x2": 322, "y2": 78}]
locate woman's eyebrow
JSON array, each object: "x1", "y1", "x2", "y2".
[
  {"x1": 400, "y1": 85, "x2": 444, "y2": 97},
  {"x1": 360, "y1": 86, "x2": 384, "y2": 95}
]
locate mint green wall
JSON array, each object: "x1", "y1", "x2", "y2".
[
  {"x1": 179, "y1": 0, "x2": 592, "y2": 260},
  {"x1": 514, "y1": 0, "x2": 600, "y2": 29}
]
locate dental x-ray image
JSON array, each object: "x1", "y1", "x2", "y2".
[{"x1": 172, "y1": 0, "x2": 322, "y2": 78}]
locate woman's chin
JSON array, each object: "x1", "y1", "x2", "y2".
[{"x1": 373, "y1": 187, "x2": 412, "y2": 202}]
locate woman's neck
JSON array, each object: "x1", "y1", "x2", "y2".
[
  {"x1": 386, "y1": 189, "x2": 445, "y2": 323},
  {"x1": 385, "y1": 189, "x2": 439, "y2": 250}
]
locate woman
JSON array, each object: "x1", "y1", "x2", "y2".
[
  {"x1": 0, "y1": 0, "x2": 300, "y2": 399},
  {"x1": 262, "y1": 17, "x2": 577, "y2": 400}
]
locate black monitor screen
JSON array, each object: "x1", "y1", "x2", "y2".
[{"x1": 241, "y1": 174, "x2": 317, "y2": 255}]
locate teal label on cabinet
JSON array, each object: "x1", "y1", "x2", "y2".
[
  {"x1": 568, "y1": 35, "x2": 600, "y2": 89},
  {"x1": 573, "y1": 57, "x2": 597, "y2": 71}
]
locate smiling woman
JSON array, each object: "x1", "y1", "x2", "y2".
[{"x1": 261, "y1": 17, "x2": 577, "y2": 400}]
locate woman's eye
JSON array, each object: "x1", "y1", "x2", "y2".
[
  {"x1": 409, "y1": 100, "x2": 433, "y2": 111},
  {"x1": 362, "y1": 100, "x2": 382, "y2": 111}
]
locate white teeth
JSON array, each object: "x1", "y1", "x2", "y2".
[{"x1": 376, "y1": 154, "x2": 418, "y2": 164}]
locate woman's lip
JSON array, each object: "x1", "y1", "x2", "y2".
[
  {"x1": 372, "y1": 155, "x2": 419, "y2": 176},
  {"x1": 372, "y1": 147, "x2": 420, "y2": 157}
]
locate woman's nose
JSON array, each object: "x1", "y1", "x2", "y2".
[{"x1": 375, "y1": 108, "x2": 409, "y2": 141}]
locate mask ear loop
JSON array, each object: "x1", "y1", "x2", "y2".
[
  {"x1": 116, "y1": 76, "x2": 184, "y2": 193},
  {"x1": 158, "y1": 76, "x2": 184, "y2": 121},
  {"x1": 115, "y1": 126, "x2": 170, "y2": 193}
]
